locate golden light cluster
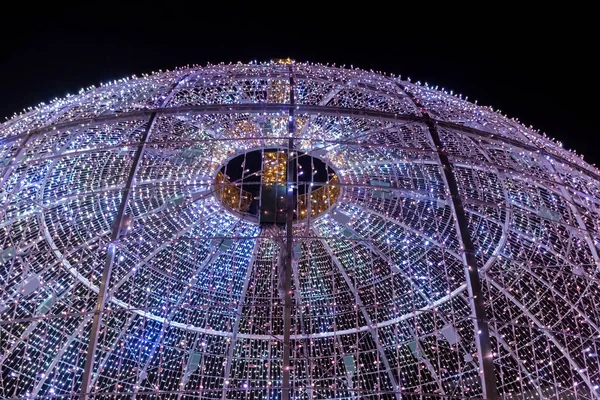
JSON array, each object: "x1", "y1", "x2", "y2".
[
  {"x1": 267, "y1": 80, "x2": 289, "y2": 104},
  {"x1": 215, "y1": 171, "x2": 253, "y2": 212},
  {"x1": 274, "y1": 57, "x2": 293, "y2": 65},
  {"x1": 231, "y1": 120, "x2": 260, "y2": 138},
  {"x1": 262, "y1": 151, "x2": 287, "y2": 184},
  {"x1": 297, "y1": 174, "x2": 341, "y2": 220}
]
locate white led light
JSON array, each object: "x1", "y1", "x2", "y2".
[{"x1": 0, "y1": 61, "x2": 598, "y2": 400}]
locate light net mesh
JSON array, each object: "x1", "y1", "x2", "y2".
[{"x1": 1, "y1": 61, "x2": 600, "y2": 399}]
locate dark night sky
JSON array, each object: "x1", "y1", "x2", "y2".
[{"x1": 0, "y1": 6, "x2": 597, "y2": 165}]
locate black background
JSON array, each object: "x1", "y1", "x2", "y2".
[{"x1": 0, "y1": 5, "x2": 596, "y2": 165}]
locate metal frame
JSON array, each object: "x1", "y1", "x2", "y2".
[
  {"x1": 281, "y1": 62, "x2": 296, "y2": 400},
  {"x1": 425, "y1": 116, "x2": 499, "y2": 399},
  {"x1": 79, "y1": 111, "x2": 159, "y2": 400},
  {"x1": 79, "y1": 74, "x2": 191, "y2": 399},
  {"x1": 2, "y1": 62, "x2": 600, "y2": 400},
  {"x1": 395, "y1": 81, "x2": 499, "y2": 398},
  {"x1": 3, "y1": 103, "x2": 598, "y2": 184}
]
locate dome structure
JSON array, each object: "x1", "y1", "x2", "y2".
[{"x1": 1, "y1": 60, "x2": 600, "y2": 400}]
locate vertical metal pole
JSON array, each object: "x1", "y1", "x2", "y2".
[
  {"x1": 79, "y1": 113, "x2": 158, "y2": 399},
  {"x1": 79, "y1": 74, "x2": 188, "y2": 399},
  {"x1": 282, "y1": 61, "x2": 296, "y2": 400},
  {"x1": 426, "y1": 116, "x2": 498, "y2": 399},
  {"x1": 396, "y1": 81, "x2": 498, "y2": 399}
]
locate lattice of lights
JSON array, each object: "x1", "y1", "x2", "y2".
[
  {"x1": 214, "y1": 171, "x2": 253, "y2": 213},
  {"x1": 262, "y1": 150, "x2": 287, "y2": 184},
  {"x1": 0, "y1": 60, "x2": 599, "y2": 400},
  {"x1": 297, "y1": 174, "x2": 341, "y2": 220}
]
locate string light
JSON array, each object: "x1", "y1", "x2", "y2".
[{"x1": 0, "y1": 60, "x2": 599, "y2": 400}]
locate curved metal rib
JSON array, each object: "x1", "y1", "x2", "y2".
[
  {"x1": 79, "y1": 74, "x2": 191, "y2": 400},
  {"x1": 3, "y1": 103, "x2": 596, "y2": 184}
]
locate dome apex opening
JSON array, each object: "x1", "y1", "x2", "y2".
[{"x1": 215, "y1": 148, "x2": 340, "y2": 224}]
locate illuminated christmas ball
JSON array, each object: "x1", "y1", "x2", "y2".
[{"x1": 1, "y1": 60, "x2": 599, "y2": 400}]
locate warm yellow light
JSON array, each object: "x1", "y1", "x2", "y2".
[
  {"x1": 262, "y1": 152, "x2": 287, "y2": 184},
  {"x1": 297, "y1": 175, "x2": 340, "y2": 220},
  {"x1": 215, "y1": 171, "x2": 253, "y2": 213}
]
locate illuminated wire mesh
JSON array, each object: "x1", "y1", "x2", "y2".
[{"x1": 1, "y1": 61, "x2": 600, "y2": 400}]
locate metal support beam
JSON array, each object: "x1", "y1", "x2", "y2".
[
  {"x1": 281, "y1": 61, "x2": 296, "y2": 400},
  {"x1": 79, "y1": 111, "x2": 159, "y2": 399},
  {"x1": 3, "y1": 102, "x2": 596, "y2": 184},
  {"x1": 291, "y1": 245, "x2": 313, "y2": 400},
  {"x1": 425, "y1": 117, "x2": 499, "y2": 399},
  {"x1": 79, "y1": 74, "x2": 190, "y2": 399},
  {"x1": 397, "y1": 82, "x2": 498, "y2": 399},
  {"x1": 221, "y1": 239, "x2": 260, "y2": 400}
]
